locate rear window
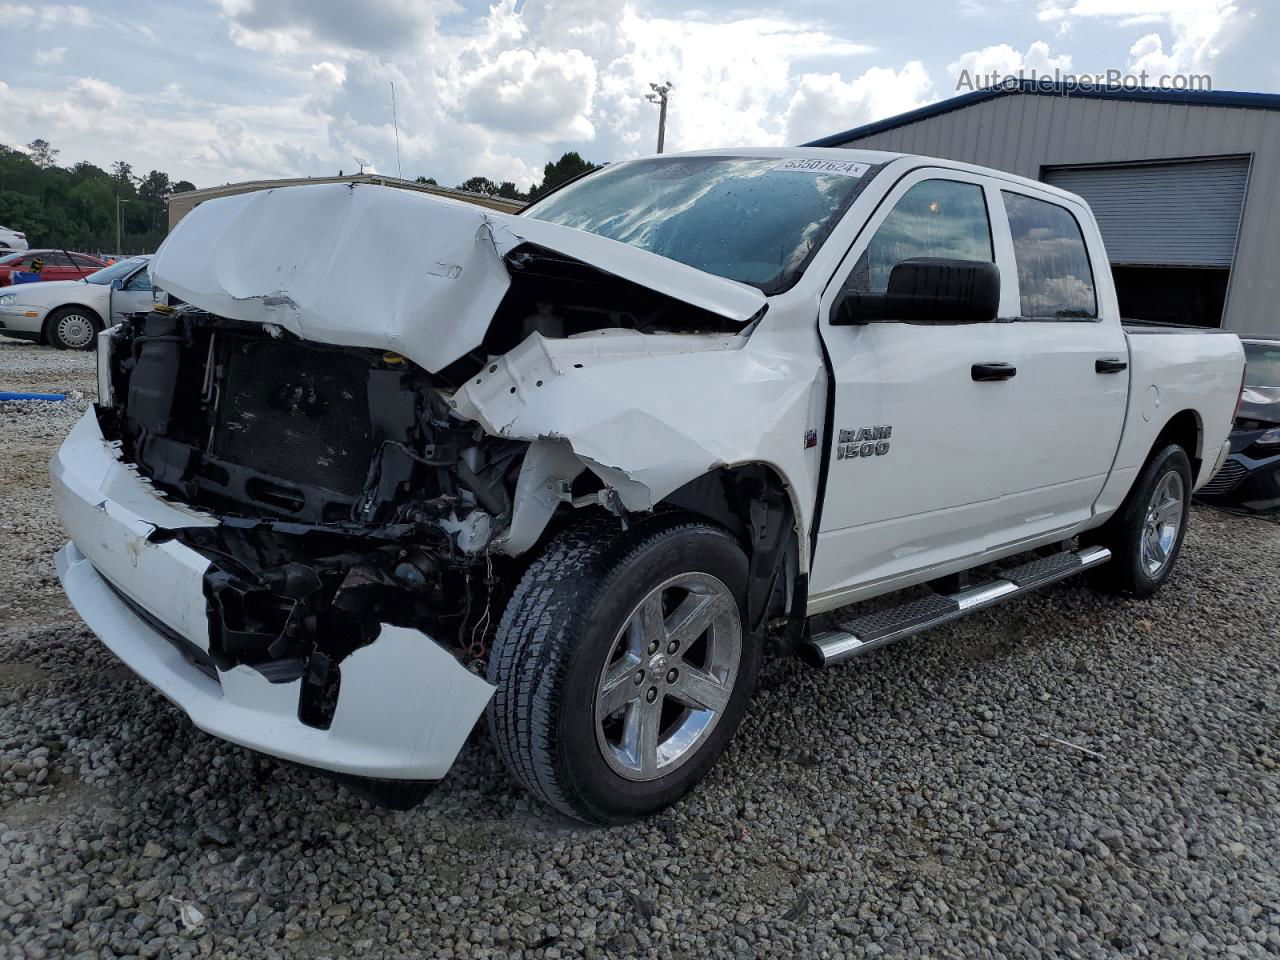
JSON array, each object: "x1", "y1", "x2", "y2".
[
  {"x1": 1244, "y1": 341, "x2": 1280, "y2": 388},
  {"x1": 1003, "y1": 192, "x2": 1097, "y2": 319}
]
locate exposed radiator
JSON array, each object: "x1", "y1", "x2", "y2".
[{"x1": 210, "y1": 339, "x2": 377, "y2": 496}]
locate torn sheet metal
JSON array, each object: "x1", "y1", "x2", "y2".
[
  {"x1": 450, "y1": 328, "x2": 817, "y2": 530},
  {"x1": 151, "y1": 183, "x2": 766, "y2": 373}
]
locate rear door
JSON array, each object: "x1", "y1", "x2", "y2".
[
  {"x1": 809, "y1": 169, "x2": 1023, "y2": 604},
  {"x1": 995, "y1": 187, "x2": 1129, "y2": 538}
]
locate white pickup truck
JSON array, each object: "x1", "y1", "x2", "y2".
[{"x1": 52, "y1": 148, "x2": 1244, "y2": 823}]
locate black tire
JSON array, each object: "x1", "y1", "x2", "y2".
[
  {"x1": 44, "y1": 306, "x2": 102, "y2": 351},
  {"x1": 486, "y1": 514, "x2": 759, "y2": 824},
  {"x1": 1085, "y1": 443, "x2": 1193, "y2": 597}
]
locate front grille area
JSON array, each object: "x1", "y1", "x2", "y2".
[
  {"x1": 1200, "y1": 458, "x2": 1248, "y2": 496},
  {"x1": 211, "y1": 340, "x2": 377, "y2": 496}
]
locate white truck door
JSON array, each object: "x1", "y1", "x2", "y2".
[
  {"x1": 993, "y1": 187, "x2": 1129, "y2": 540},
  {"x1": 809, "y1": 170, "x2": 1023, "y2": 606},
  {"x1": 110, "y1": 265, "x2": 154, "y2": 325}
]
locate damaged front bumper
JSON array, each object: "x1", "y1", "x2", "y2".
[{"x1": 51, "y1": 408, "x2": 495, "y2": 785}]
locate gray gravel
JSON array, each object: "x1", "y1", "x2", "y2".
[{"x1": 2, "y1": 337, "x2": 1279, "y2": 959}]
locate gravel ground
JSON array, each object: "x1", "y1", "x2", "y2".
[{"x1": 2, "y1": 337, "x2": 1279, "y2": 959}]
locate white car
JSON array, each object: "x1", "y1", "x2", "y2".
[
  {"x1": 52, "y1": 150, "x2": 1245, "y2": 821},
  {"x1": 0, "y1": 255, "x2": 154, "y2": 349},
  {"x1": 0, "y1": 225, "x2": 28, "y2": 251}
]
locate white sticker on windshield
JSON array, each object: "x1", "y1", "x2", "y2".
[{"x1": 773, "y1": 158, "x2": 870, "y2": 178}]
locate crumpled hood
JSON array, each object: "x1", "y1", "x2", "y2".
[{"x1": 151, "y1": 182, "x2": 766, "y2": 373}]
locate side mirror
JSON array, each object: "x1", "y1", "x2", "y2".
[
  {"x1": 110, "y1": 278, "x2": 124, "y2": 290},
  {"x1": 833, "y1": 258, "x2": 1000, "y2": 325}
]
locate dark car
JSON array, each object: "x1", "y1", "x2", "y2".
[
  {"x1": 1199, "y1": 337, "x2": 1280, "y2": 508},
  {"x1": 0, "y1": 249, "x2": 107, "y2": 285}
]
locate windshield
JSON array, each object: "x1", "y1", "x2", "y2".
[
  {"x1": 0, "y1": 251, "x2": 27, "y2": 265},
  {"x1": 85, "y1": 257, "x2": 147, "y2": 285},
  {"x1": 1244, "y1": 341, "x2": 1280, "y2": 388},
  {"x1": 522, "y1": 156, "x2": 879, "y2": 293}
]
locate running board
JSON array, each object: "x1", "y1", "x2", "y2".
[{"x1": 802, "y1": 545, "x2": 1111, "y2": 667}]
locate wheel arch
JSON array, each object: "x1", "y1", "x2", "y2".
[
  {"x1": 659, "y1": 461, "x2": 807, "y2": 651},
  {"x1": 1150, "y1": 408, "x2": 1203, "y2": 478}
]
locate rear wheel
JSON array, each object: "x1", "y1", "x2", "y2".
[
  {"x1": 45, "y1": 306, "x2": 102, "y2": 350},
  {"x1": 486, "y1": 515, "x2": 759, "y2": 824},
  {"x1": 1087, "y1": 443, "x2": 1192, "y2": 597}
]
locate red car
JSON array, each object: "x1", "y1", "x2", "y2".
[{"x1": 0, "y1": 249, "x2": 107, "y2": 285}]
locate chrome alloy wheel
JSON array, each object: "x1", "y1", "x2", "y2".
[
  {"x1": 594, "y1": 572, "x2": 742, "y2": 781},
  {"x1": 56, "y1": 312, "x2": 95, "y2": 349},
  {"x1": 1141, "y1": 470, "x2": 1185, "y2": 578}
]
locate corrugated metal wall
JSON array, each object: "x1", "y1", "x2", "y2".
[
  {"x1": 1044, "y1": 158, "x2": 1249, "y2": 267},
  {"x1": 832, "y1": 94, "x2": 1280, "y2": 335}
]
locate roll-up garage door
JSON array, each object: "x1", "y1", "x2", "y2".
[{"x1": 1044, "y1": 157, "x2": 1249, "y2": 267}]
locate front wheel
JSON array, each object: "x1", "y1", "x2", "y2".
[
  {"x1": 45, "y1": 306, "x2": 102, "y2": 350},
  {"x1": 1087, "y1": 443, "x2": 1192, "y2": 597},
  {"x1": 486, "y1": 515, "x2": 759, "y2": 824}
]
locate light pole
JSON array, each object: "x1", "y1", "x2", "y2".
[
  {"x1": 115, "y1": 197, "x2": 131, "y2": 257},
  {"x1": 645, "y1": 81, "x2": 673, "y2": 154}
]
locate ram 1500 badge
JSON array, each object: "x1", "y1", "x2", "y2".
[{"x1": 52, "y1": 148, "x2": 1245, "y2": 822}]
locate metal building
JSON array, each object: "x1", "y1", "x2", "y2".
[
  {"x1": 808, "y1": 83, "x2": 1280, "y2": 334},
  {"x1": 167, "y1": 173, "x2": 523, "y2": 232}
]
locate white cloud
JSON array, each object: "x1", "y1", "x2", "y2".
[
  {"x1": 34, "y1": 47, "x2": 67, "y2": 65},
  {"x1": 0, "y1": 4, "x2": 90, "y2": 30},
  {"x1": 783, "y1": 63, "x2": 934, "y2": 144},
  {"x1": 215, "y1": 0, "x2": 451, "y2": 54},
  {"x1": 948, "y1": 41, "x2": 1073, "y2": 84},
  {"x1": 210, "y1": 0, "x2": 897, "y2": 187},
  {"x1": 1037, "y1": 0, "x2": 1243, "y2": 73},
  {"x1": 461, "y1": 48, "x2": 597, "y2": 141},
  {"x1": 0, "y1": 76, "x2": 333, "y2": 185}
]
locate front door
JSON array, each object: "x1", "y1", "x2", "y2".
[
  {"x1": 809, "y1": 170, "x2": 1023, "y2": 606},
  {"x1": 110, "y1": 264, "x2": 155, "y2": 324}
]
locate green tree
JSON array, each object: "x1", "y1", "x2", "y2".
[
  {"x1": 496, "y1": 181, "x2": 524, "y2": 201},
  {"x1": 528, "y1": 151, "x2": 598, "y2": 200},
  {"x1": 0, "y1": 141, "x2": 196, "y2": 253},
  {"x1": 111, "y1": 161, "x2": 136, "y2": 192},
  {"x1": 414, "y1": 176, "x2": 438, "y2": 186},
  {"x1": 26, "y1": 138, "x2": 59, "y2": 169},
  {"x1": 457, "y1": 176, "x2": 500, "y2": 196}
]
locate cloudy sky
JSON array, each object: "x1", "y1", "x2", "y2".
[{"x1": 0, "y1": 0, "x2": 1271, "y2": 191}]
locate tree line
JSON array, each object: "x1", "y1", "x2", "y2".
[
  {"x1": 0, "y1": 140, "x2": 191, "y2": 255},
  {"x1": 420, "y1": 151, "x2": 599, "y2": 203},
  {"x1": 0, "y1": 139, "x2": 599, "y2": 256}
]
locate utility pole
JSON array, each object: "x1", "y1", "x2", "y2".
[
  {"x1": 115, "y1": 197, "x2": 131, "y2": 256},
  {"x1": 645, "y1": 81, "x2": 673, "y2": 153},
  {"x1": 390, "y1": 81, "x2": 402, "y2": 179}
]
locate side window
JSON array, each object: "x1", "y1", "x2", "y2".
[
  {"x1": 125, "y1": 268, "x2": 152, "y2": 291},
  {"x1": 1002, "y1": 192, "x2": 1097, "y2": 319},
  {"x1": 43, "y1": 251, "x2": 73, "y2": 266},
  {"x1": 72, "y1": 254, "x2": 100, "y2": 267},
  {"x1": 845, "y1": 179, "x2": 993, "y2": 293}
]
